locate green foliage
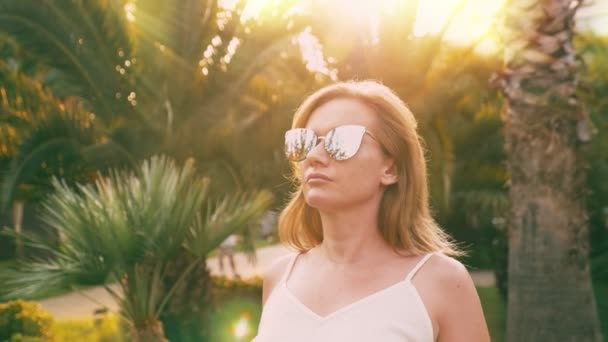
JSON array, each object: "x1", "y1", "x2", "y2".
[
  {"x1": 211, "y1": 276, "x2": 263, "y2": 306},
  {"x1": 0, "y1": 0, "x2": 313, "y2": 214},
  {"x1": 0, "y1": 300, "x2": 53, "y2": 341},
  {"x1": 208, "y1": 276, "x2": 263, "y2": 342},
  {"x1": 0, "y1": 155, "x2": 272, "y2": 341},
  {"x1": 477, "y1": 287, "x2": 506, "y2": 342},
  {"x1": 577, "y1": 33, "x2": 608, "y2": 282},
  {"x1": 0, "y1": 303, "x2": 125, "y2": 342},
  {"x1": 594, "y1": 281, "x2": 608, "y2": 341},
  {"x1": 0, "y1": 0, "x2": 136, "y2": 121},
  {"x1": 0, "y1": 58, "x2": 136, "y2": 213}
]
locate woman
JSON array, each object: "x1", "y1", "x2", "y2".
[{"x1": 252, "y1": 81, "x2": 490, "y2": 342}]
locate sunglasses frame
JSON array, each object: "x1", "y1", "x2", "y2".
[{"x1": 284, "y1": 124, "x2": 378, "y2": 162}]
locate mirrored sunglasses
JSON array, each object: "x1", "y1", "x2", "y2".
[{"x1": 284, "y1": 125, "x2": 377, "y2": 162}]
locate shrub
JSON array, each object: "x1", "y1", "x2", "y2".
[
  {"x1": 51, "y1": 314, "x2": 125, "y2": 342},
  {"x1": 0, "y1": 300, "x2": 53, "y2": 341},
  {"x1": 211, "y1": 275, "x2": 262, "y2": 306}
]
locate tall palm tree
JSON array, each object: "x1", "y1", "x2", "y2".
[
  {"x1": 496, "y1": 0, "x2": 602, "y2": 340},
  {"x1": 0, "y1": 156, "x2": 273, "y2": 341},
  {"x1": 0, "y1": 0, "x2": 309, "y2": 207}
]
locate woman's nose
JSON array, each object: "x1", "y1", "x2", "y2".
[{"x1": 304, "y1": 138, "x2": 329, "y2": 165}]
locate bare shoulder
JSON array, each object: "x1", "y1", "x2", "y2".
[
  {"x1": 425, "y1": 253, "x2": 471, "y2": 285},
  {"x1": 413, "y1": 253, "x2": 474, "y2": 314},
  {"x1": 416, "y1": 253, "x2": 479, "y2": 308},
  {"x1": 261, "y1": 252, "x2": 297, "y2": 305},
  {"x1": 413, "y1": 253, "x2": 490, "y2": 341}
]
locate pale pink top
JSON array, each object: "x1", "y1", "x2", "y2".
[{"x1": 251, "y1": 253, "x2": 435, "y2": 342}]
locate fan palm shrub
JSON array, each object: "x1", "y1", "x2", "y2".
[{"x1": 0, "y1": 155, "x2": 272, "y2": 341}]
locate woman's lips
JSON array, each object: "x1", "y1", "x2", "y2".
[{"x1": 306, "y1": 173, "x2": 331, "y2": 183}]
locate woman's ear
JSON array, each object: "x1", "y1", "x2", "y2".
[{"x1": 380, "y1": 159, "x2": 398, "y2": 186}]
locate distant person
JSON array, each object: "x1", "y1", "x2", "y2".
[
  {"x1": 218, "y1": 234, "x2": 240, "y2": 279},
  {"x1": 259, "y1": 210, "x2": 278, "y2": 241},
  {"x1": 252, "y1": 81, "x2": 490, "y2": 341}
]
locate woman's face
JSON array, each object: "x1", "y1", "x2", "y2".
[{"x1": 299, "y1": 97, "x2": 397, "y2": 212}]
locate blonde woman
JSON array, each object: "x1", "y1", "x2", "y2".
[{"x1": 252, "y1": 81, "x2": 490, "y2": 342}]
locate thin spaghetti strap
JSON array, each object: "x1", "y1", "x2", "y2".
[
  {"x1": 280, "y1": 252, "x2": 301, "y2": 285},
  {"x1": 404, "y1": 253, "x2": 434, "y2": 283}
]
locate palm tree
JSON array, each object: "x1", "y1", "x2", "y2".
[
  {"x1": 0, "y1": 58, "x2": 136, "y2": 259},
  {"x1": 496, "y1": 0, "x2": 602, "y2": 340},
  {"x1": 0, "y1": 156, "x2": 273, "y2": 341},
  {"x1": 0, "y1": 0, "x2": 311, "y2": 210},
  {"x1": 0, "y1": 3, "x2": 305, "y2": 340}
]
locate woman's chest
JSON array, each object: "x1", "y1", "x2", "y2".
[
  {"x1": 255, "y1": 285, "x2": 434, "y2": 342},
  {"x1": 287, "y1": 265, "x2": 408, "y2": 318}
]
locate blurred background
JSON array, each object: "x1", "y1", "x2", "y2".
[{"x1": 0, "y1": 0, "x2": 606, "y2": 341}]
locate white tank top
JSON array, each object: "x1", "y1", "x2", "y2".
[{"x1": 252, "y1": 253, "x2": 435, "y2": 342}]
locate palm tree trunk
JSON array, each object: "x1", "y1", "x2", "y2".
[
  {"x1": 130, "y1": 319, "x2": 168, "y2": 342},
  {"x1": 498, "y1": 0, "x2": 603, "y2": 341},
  {"x1": 161, "y1": 252, "x2": 213, "y2": 342}
]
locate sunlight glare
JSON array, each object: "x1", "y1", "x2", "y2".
[
  {"x1": 414, "y1": 0, "x2": 506, "y2": 44},
  {"x1": 220, "y1": 0, "x2": 278, "y2": 22},
  {"x1": 233, "y1": 316, "x2": 249, "y2": 339},
  {"x1": 296, "y1": 28, "x2": 336, "y2": 79},
  {"x1": 331, "y1": 0, "x2": 399, "y2": 21},
  {"x1": 124, "y1": 1, "x2": 136, "y2": 22}
]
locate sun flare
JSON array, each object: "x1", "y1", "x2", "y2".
[{"x1": 414, "y1": 0, "x2": 505, "y2": 44}]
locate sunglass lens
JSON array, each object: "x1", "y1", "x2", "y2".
[
  {"x1": 285, "y1": 128, "x2": 316, "y2": 161},
  {"x1": 325, "y1": 125, "x2": 366, "y2": 160}
]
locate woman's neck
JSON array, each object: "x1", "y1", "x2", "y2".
[{"x1": 316, "y1": 206, "x2": 391, "y2": 265}]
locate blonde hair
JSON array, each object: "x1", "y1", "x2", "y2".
[{"x1": 279, "y1": 80, "x2": 462, "y2": 256}]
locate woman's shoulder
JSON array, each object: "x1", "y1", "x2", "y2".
[
  {"x1": 417, "y1": 254, "x2": 491, "y2": 340},
  {"x1": 261, "y1": 251, "x2": 299, "y2": 304},
  {"x1": 425, "y1": 253, "x2": 470, "y2": 281},
  {"x1": 417, "y1": 253, "x2": 479, "y2": 311},
  {"x1": 417, "y1": 252, "x2": 475, "y2": 294},
  {"x1": 264, "y1": 251, "x2": 298, "y2": 281},
  {"x1": 413, "y1": 253, "x2": 482, "y2": 338}
]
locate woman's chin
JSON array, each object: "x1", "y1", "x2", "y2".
[{"x1": 304, "y1": 195, "x2": 333, "y2": 210}]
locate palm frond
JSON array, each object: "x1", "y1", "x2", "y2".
[
  {"x1": 0, "y1": 0, "x2": 136, "y2": 121},
  {"x1": 0, "y1": 108, "x2": 123, "y2": 212},
  {"x1": 1, "y1": 156, "x2": 209, "y2": 314},
  {"x1": 186, "y1": 189, "x2": 273, "y2": 258},
  {"x1": 0, "y1": 261, "x2": 77, "y2": 300}
]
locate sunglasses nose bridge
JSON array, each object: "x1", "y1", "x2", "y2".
[{"x1": 305, "y1": 135, "x2": 330, "y2": 161}]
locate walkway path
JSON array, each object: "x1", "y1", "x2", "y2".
[{"x1": 38, "y1": 244, "x2": 495, "y2": 320}]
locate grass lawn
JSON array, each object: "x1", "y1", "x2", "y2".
[
  {"x1": 478, "y1": 286, "x2": 506, "y2": 342},
  {"x1": 595, "y1": 280, "x2": 608, "y2": 342}
]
